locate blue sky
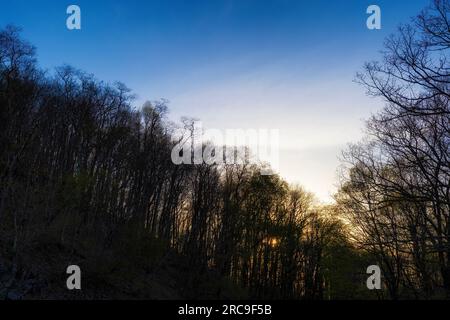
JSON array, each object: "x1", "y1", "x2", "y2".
[{"x1": 0, "y1": 0, "x2": 431, "y2": 201}]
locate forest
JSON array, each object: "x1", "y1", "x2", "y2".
[{"x1": 0, "y1": 0, "x2": 449, "y2": 300}]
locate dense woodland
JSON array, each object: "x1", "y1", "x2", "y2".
[{"x1": 0, "y1": 0, "x2": 449, "y2": 300}]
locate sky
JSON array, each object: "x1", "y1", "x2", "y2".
[{"x1": 0, "y1": 0, "x2": 431, "y2": 202}]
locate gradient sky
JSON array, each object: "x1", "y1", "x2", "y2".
[{"x1": 0, "y1": 0, "x2": 431, "y2": 202}]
